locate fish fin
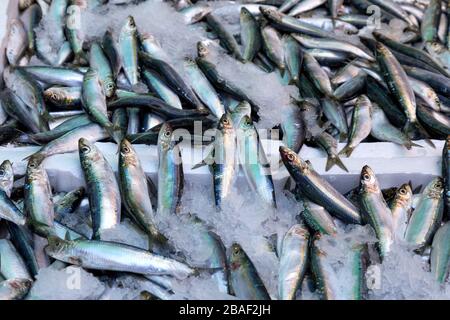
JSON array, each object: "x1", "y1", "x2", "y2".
[
  {"x1": 412, "y1": 184, "x2": 423, "y2": 194},
  {"x1": 265, "y1": 233, "x2": 279, "y2": 258},
  {"x1": 405, "y1": 140, "x2": 423, "y2": 149},
  {"x1": 325, "y1": 155, "x2": 349, "y2": 172},
  {"x1": 192, "y1": 147, "x2": 215, "y2": 170},
  {"x1": 64, "y1": 231, "x2": 72, "y2": 241},
  {"x1": 22, "y1": 153, "x2": 45, "y2": 165},
  {"x1": 146, "y1": 175, "x2": 158, "y2": 203},
  {"x1": 338, "y1": 145, "x2": 354, "y2": 157},
  {"x1": 403, "y1": 121, "x2": 435, "y2": 148},
  {"x1": 42, "y1": 111, "x2": 54, "y2": 123},
  {"x1": 106, "y1": 124, "x2": 124, "y2": 145}
]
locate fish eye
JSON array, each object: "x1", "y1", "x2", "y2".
[
  {"x1": 81, "y1": 146, "x2": 90, "y2": 153},
  {"x1": 222, "y1": 118, "x2": 229, "y2": 125},
  {"x1": 435, "y1": 181, "x2": 442, "y2": 188},
  {"x1": 287, "y1": 153, "x2": 295, "y2": 161},
  {"x1": 28, "y1": 162, "x2": 36, "y2": 168},
  {"x1": 232, "y1": 246, "x2": 240, "y2": 254},
  {"x1": 0, "y1": 170, "x2": 4, "y2": 176},
  {"x1": 164, "y1": 130, "x2": 171, "y2": 137},
  {"x1": 122, "y1": 146, "x2": 130, "y2": 153},
  {"x1": 399, "y1": 188, "x2": 406, "y2": 195},
  {"x1": 363, "y1": 174, "x2": 371, "y2": 180}
]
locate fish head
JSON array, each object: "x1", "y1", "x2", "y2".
[
  {"x1": 197, "y1": 41, "x2": 210, "y2": 58},
  {"x1": 279, "y1": 146, "x2": 310, "y2": 173},
  {"x1": 78, "y1": 138, "x2": 101, "y2": 163},
  {"x1": 158, "y1": 123, "x2": 175, "y2": 151},
  {"x1": 218, "y1": 113, "x2": 233, "y2": 132},
  {"x1": 122, "y1": 16, "x2": 137, "y2": 35},
  {"x1": 44, "y1": 87, "x2": 69, "y2": 105},
  {"x1": 375, "y1": 42, "x2": 392, "y2": 58},
  {"x1": 393, "y1": 183, "x2": 412, "y2": 208},
  {"x1": 5, "y1": 278, "x2": 32, "y2": 296},
  {"x1": 259, "y1": 7, "x2": 281, "y2": 23},
  {"x1": 120, "y1": 138, "x2": 138, "y2": 167},
  {"x1": 229, "y1": 243, "x2": 247, "y2": 270},
  {"x1": 424, "y1": 177, "x2": 444, "y2": 199},
  {"x1": 0, "y1": 160, "x2": 14, "y2": 192},
  {"x1": 45, "y1": 236, "x2": 72, "y2": 259},
  {"x1": 237, "y1": 115, "x2": 254, "y2": 132},
  {"x1": 426, "y1": 41, "x2": 444, "y2": 54},
  {"x1": 360, "y1": 165, "x2": 380, "y2": 193},
  {"x1": 240, "y1": 7, "x2": 252, "y2": 20}
]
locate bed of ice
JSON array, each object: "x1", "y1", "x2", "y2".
[{"x1": 4, "y1": 0, "x2": 447, "y2": 300}]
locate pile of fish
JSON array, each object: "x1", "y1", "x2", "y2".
[{"x1": 0, "y1": 0, "x2": 448, "y2": 300}]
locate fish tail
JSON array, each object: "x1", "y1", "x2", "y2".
[
  {"x1": 326, "y1": 155, "x2": 349, "y2": 172},
  {"x1": 405, "y1": 140, "x2": 424, "y2": 150},
  {"x1": 338, "y1": 145, "x2": 354, "y2": 157},
  {"x1": 404, "y1": 121, "x2": 435, "y2": 148}
]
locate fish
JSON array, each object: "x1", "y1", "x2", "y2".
[
  {"x1": 157, "y1": 123, "x2": 184, "y2": 216},
  {"x1": 370, "y1": 103, "x2": 421, "y2": 149},
  {"x1": 280, "y1": 108, "x2": 305, "y2": 154},
  {"x1": 24, "y1": 156, "x2": 54, "y2": 236},
  {"x1": 261, "y1": 24, "x2": 285, "y2": 72},
  {"x1": 119, "y1": 139, "x2": 166, "y2": 244},
  {"x1": 6, "y1": 19, "x2": 28, "y2": 65},
  {"x1": 421, "y1": 0, "x2": 441, "y2": 42},
  {"x1": 205, "y1": 13, "x2": 243, "y2": 61},
  {"x1": 339, "y1": 95, "x2": 372, "y2": 157},
  {"x1": 228, "y1": 243, "x2": 270, "y2": 300},
  {"x1": 141, "y1": 68, "x2": 182, "y2": 110},
  {"x1": 208, "y1": 114, "x2": 236, "y2": 208},
  {"x1": 280, "y1": 146, "x2": 361, "y2": 224},
  {"x1": 299, "y1": 196, "x2": 338, "y2": 235},
  {"x1": 89, "y1": 42, "x2": 115, "y2": 98},
  {"x1": 240, "y1": 7, "x2": 261, "y2": 62},
  {"x1": 313, "y1": 131, "x2": 348, "y2": 172},
  {"x1": 404, "y1": 177, "x2": 444, "y2": 247},
  {"x1": 102, "y1": 30, "x2": 122, "y2": 78},
  {"x1": 43, "y1": 86, "x2": 82, "y2": 108},
  {"x1": 139, "y1": 51, "x2": 204, "y2": 110},
  {"x1": 302, "y1": 51, "x2": 333, "y2": 97},
  {"x1": 310, "y1": 233, "x2": 366, "y2": 300},
  {"x1": 333, "y1": 74, "x2": 367, "y2": 102},
  {"x1": 119, "y1": 16, "x2": 139, "y2": 86},
  {"x1": 0, "y1": 279, "x2": 32, "y2": 300},
  {"x1": 0, "y1": 160, "x2": 14, "y2": 197},
  {"x1": 183, "y1": 58, "x2": 225, "y2": 118},
  {"x1": 0, "y1": 239, "x2": 32, "y2": 280},
  {"x1": 282, "y1": 34, "x2": 302, "y2": 85},
  {"x1": 78, "y1": 138, "x2": 121, "y2": 239},
  {"x1": 25, "y1": 122, "x2": 109, "y2": 165},
  {"x1": 20, "y1": 66, "x2": 84, "y2": 87},
  {"x1": 443, "y1": 136, "x2": 450, "y2": 218},
  {"x1": 82, "y1": 68, "x2": 122, "y2": 144},
  {"x1": 430, "y1": 221, "x2": 450, "y2": 283},
  {"x1": 390, "y1": 183, "x2": 413, "y2": 240},
  {"x1": 359, "y1": 165, "x2": 394, "y2": 258},
  {"x1": 237, "y1": 116, "x2": 276, "y2": 208},
  {"x1": 320, "y1": 97, "x2": 348, "y2": 140},
  {"x1": 54, "y1": 187, "x2": 85, "y2": 218},
  {"x1": 66, "y1": 0, "x2": 86, "y2": 65},
  {"x1": 45, "y1": 236, "x2": 195, "y2": 280},
  {"x1": 278, "y1": 223, "x2": 309, "y2": 300}
]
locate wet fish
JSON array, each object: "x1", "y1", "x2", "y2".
[
  {"x1": 359, "y1": 165, "x2": 394, "y2": 258},
  {"x1": 90, "y1": 42, "x2": 115, "y2": 98},
  {"x1": 119, "y1": 139, "x2": 165, "y2": 243},
  {"x1": 0, "y1": 239, "x2": 32, "y2": 280},
  {"x1": 278, "y1": 223, "x2": 309, "y2": 300},
  {"x1": 78, "y1": 138, "x2": 121, "y2": 239},
  {"x1": 313, "y1": 131, "x2": 348, "y2": 172},
  {"x1": 0, "y1": 279, "x2": 32, "y2": 300},
  {"x1": 43, "y1": 86, "x2": 82, "y2": 108},
  {"x1": 157, "y1": 123, "x2": 184, "y2": 216},
  {"x1": 141, "y1": 69, "x2": 182, "y2": 110},
  {"x1": 280, "y1": 146, "x2": 361, "y2": 224},
  {"x1": 206, "y1": 13, "x2": 243, "y2": 61},
  {"x1": 228, "y1": 243, "x2": 270, "y2": 300},
  {"x1": 390, "y1": 183, "x2": 413, "y2": 240},
  {"x1": 45, "y1": 237, "x2": 195, "y2": 279},
  {"x1": 6, "y1": 19, "x2": 28, "y2": 65},
  {"x1": 119, "y1": 16, "x2": 139, "y2": 86},
  {"x1": 240, "y1": 7, "x2": 261, "y2": 62},
  {"x1": 0, "y1": 160, "x2": 14, "y2": 197},
  {"x1": 430, "y1": 221, "x2": 450, "y2": 283},
  {"x1": 370, "y1": 103, "x2": 420, "y2": 149},
  {"x1": 339, "y1": 95, "x2": 372, "y2": 157},
  {"x1": 299, "y1": 197, "x2": 338, "y2": 235},
  {"x1": 237, "y1": 116, "x2": 276, "y2": 208},
  {"x1": 443, "y1": 136, "x2": 450, "y2": 217},
  {"x1": 404, "y1": 177, "x2": 444, "y2": 247}
]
